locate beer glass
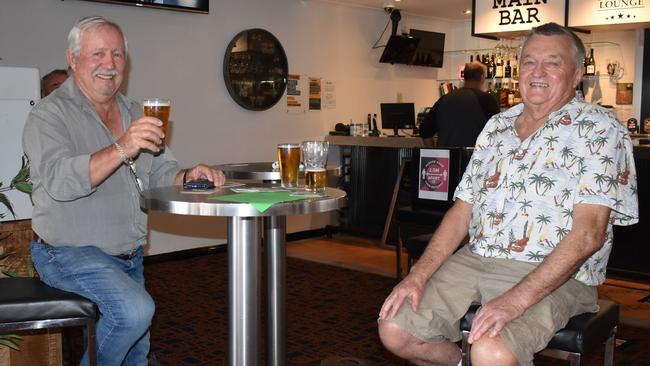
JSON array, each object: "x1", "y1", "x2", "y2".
[
  {"x1": 143, "y1": 98, "x2": 171, "y2": 145},
  {"x1": 277, "y1": 143, "x2": 301, "y2": 188},
  {"x1": 301, "y1": 140, "x2": 329, "y2": 193}
]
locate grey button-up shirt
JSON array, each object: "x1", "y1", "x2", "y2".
[{"x1": 23, "y1": 78, "x2": 180, "y2": 255}]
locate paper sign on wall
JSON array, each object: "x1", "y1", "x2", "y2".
[
  {"x1": 309, "y1": 77, "x2": 321, "y2": 110},
  {"x1": 287, "y1": 74, "x2": 307, "y2": 114},
  {"x1": 418, "y1": 149, "x2": 451, "y2": 201},
  {"x1": 322, "y1": 79, "x2": 336, "y2": 109}
]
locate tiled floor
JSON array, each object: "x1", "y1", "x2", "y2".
[{"x1": 287, "y1": 235, "x2": 650, "y2": 328}]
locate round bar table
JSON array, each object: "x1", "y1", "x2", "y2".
[
  {"x1": 214, "y1": 162, "x2": 342, "y2": 181},
  {"x1": 141, "y1": 185, "x2": 346, "y2": 366}
]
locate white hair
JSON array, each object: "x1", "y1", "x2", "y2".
[{"x1": 67, "y1": 16, "x2": 128, "y2": 57}]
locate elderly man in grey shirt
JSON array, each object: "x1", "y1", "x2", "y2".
[{"x1": 23, "y1": 16, "x2": 224, "y2": 366}]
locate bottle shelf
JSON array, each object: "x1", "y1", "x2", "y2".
[
  {"x1": 584, "y1": 41, "x2": 619, "y2": 48},
  {"x1": 437, "y1": 77, "x2": 519, "y2": 83},
  {"x1": 444, "y1": 41, "x2": 619, "y2": 56}
]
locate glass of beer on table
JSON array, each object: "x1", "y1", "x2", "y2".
[
  {"x1": 277, "y1": 143, "x2": 302, "y2": 188},
  {"x1": 301, "y1": 140, "x2": 329, "y2": 193},
  {"x1": 143, "y1": 98, "x2": 171, "y2": 145}
]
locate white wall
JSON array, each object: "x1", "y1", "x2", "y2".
[{"x1": 1, "y1": 0, "x2": 642, "y2": 254}]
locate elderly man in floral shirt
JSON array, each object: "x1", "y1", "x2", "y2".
[{"x1": 378, "y1": 23, "x2": 638, "y2": 366}]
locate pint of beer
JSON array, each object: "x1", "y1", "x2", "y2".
[
  {"x1": 305, "y1": 168, "x2": 326, "y2": 192},
  {"x1": 277, "y1": 143, "x2": 301, "y2": 188},
  {"x1": 143, "y1": 98, "x2": 171, "y2": 145},
  {"x1": 301, "y1": 140, "x2": 329, "y2": 193}
]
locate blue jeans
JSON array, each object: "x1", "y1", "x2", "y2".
[{"x1": 31, "y1": 242, "x2": 154, "y2": 366}]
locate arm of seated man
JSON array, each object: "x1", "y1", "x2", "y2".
[
  {"x1": 380, "y1": 199, "x2": 473, "y2": 318},
  {"x1": 468, "y1": 203, "x2": 611, "y2": 343}
]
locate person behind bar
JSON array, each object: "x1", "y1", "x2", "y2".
[
  {"x1": 419, "y1": 61, "x2": 499, "y2": 147},
  {"x1": 40, "y1": 68, "x2": 69, "y2": 97},
  {"x1": 23, "y1": 16, "x2": 225, "y2": 365},
  {"x1": 378, "y1": 22, "x2": 638, "y2": 366}
]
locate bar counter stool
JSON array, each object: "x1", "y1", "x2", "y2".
[
  {"x1": 0, "y1": 277, "x2": 98, "y2": 366},
  {"x1": 460, "y1": 299, "x2": 619, "y2": 366}
]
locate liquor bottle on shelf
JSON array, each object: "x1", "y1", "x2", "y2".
[
  {"x1": 499, "y1": 80, "x2": 509, "y2": 109},
  {"x1": 504, "y1": 60, "x2": 512, "y2": 78},
  {"x1": 470, "y1": 55, "x2": 473, "y2": 63},
  {"x1": 495, "y1": 54, "x2": 504, "y2": 78},
  {"x1": 507, "y1": 81, "x2": 515, "y2": 107},
  {"x1": 512, "y1": 81, "x2": 521, "y2": 105},
  {"x1": 585, "y1": 48, "x2": 596, "y2": 76},
  {"x1": 512, "y1": 55, "x2": 518, "y2": 79},
  {"x1": 489, "y1": 55, "x2": 496, "y2": 79},
  {"x1": 492, "y1": 81, "x2": 501, "y2": 105}
]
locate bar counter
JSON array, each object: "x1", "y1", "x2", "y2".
[
  {"x1": 325, "y1": 135, "x2": 425, "y2": 148},
  {"x1": 326, "y1": 135, "x2": 422, "y2": 238}
]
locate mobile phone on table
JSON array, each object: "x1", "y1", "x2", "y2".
[{"x1": 183, "y1": 179, "x2": 215, "y2": 190}]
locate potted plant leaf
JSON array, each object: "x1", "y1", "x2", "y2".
[{"x1": 0, "y1": 155, "x2": 33, "y2": 352}]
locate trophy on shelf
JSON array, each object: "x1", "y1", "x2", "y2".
[{"x1": 606, "y1": 59, "x2": 624, "y2": 82}]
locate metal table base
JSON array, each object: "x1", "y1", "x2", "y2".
[{"x1": 141, "y1": 185, "x2": 345, "y2": 366}]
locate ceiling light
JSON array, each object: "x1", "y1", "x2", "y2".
[{"x1": 463, "y1": 10, "x2": 472, "y2": 14}]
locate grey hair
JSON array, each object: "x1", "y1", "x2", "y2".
[
  {"x1": 67, "y1": 16, "x2": 128, "y2": 57},
  {"x1": 522, "y1": 22, "x2": 585, "y2": 70}
]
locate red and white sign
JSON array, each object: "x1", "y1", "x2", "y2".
[{"x1": 418, "y1": 149, "x2": 451, "y2": 201}]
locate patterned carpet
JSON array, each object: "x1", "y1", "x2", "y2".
[{"x1": 143, "y1": 248, "x2": 650, "y2": 365}]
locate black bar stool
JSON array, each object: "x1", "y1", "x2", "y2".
[
  {"x1": 0, "y1": 277, "x2": 98, "y2": 366},
  {"x1": 460, "y1": 299, "x2": 619, "y2": 366}
]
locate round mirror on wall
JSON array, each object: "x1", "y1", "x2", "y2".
[{"x1": 223, "y1": 29, "x2": 289, "y2": 111}]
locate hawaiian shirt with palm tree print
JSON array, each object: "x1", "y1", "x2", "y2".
[{"x1": 454, "y1": 96, "x2": 638, "y2": 286}]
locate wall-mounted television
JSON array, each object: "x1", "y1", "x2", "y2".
[
  {"x1": 379, "y1": 29, "x2": 445, "y2": 68},
  {"x1": 80, "y1": 0, "x2": 209, "y2": 14}
]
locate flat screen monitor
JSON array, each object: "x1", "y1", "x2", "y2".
[
  {"x1": 80, "y1": 0, "x2": 209, "y2": 14},
  {"x1": 380, "y1": 102, "x2": 415, "y2": 137},
  {"x1": 409, "y1": 29, "x2": 445, "y2": 68},
  {"x1": 379, "y1": 35, "x2": 419, "y2": 65}
]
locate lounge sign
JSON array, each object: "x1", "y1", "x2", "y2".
[
  {"x1": 568, "y1": 0, "x2": 650, "y2": 27},
  {"x1": 472, "y1": 0, "x2": 567, "y2": 37}
]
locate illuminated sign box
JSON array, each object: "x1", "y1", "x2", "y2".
[
  {"x1": 472, "y1": 0, "x2": 567, "y2": 38},
  {"x1": 568, "y1": 0, "x2": 650, "y2": 28}
]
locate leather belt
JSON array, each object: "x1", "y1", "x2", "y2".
[{"x1": 37, "y1": 238, "x2": 137, "y2": 261}]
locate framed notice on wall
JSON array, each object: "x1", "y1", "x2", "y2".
[{"x1": 418, "y1": 149, "x2": 451, "y2": 201}]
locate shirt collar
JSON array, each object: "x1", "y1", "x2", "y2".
[
  {"x1": 493, "y1": 94, "x2": 585, "y2": 133},
  {"x1": 57, "y1": 77, "x2": 139, "y2": 114}
]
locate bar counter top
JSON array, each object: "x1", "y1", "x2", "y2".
[
  {"x1": 326, "y1": 135, "x2": 650, "y2": 158},
  {"x1": 325, "y1": 135, "x2": 425, "y2": 148}
]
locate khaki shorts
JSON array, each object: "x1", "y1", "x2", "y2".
[{"x1": 384, "y1": 246, "x2": 598, "y2": 366}]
